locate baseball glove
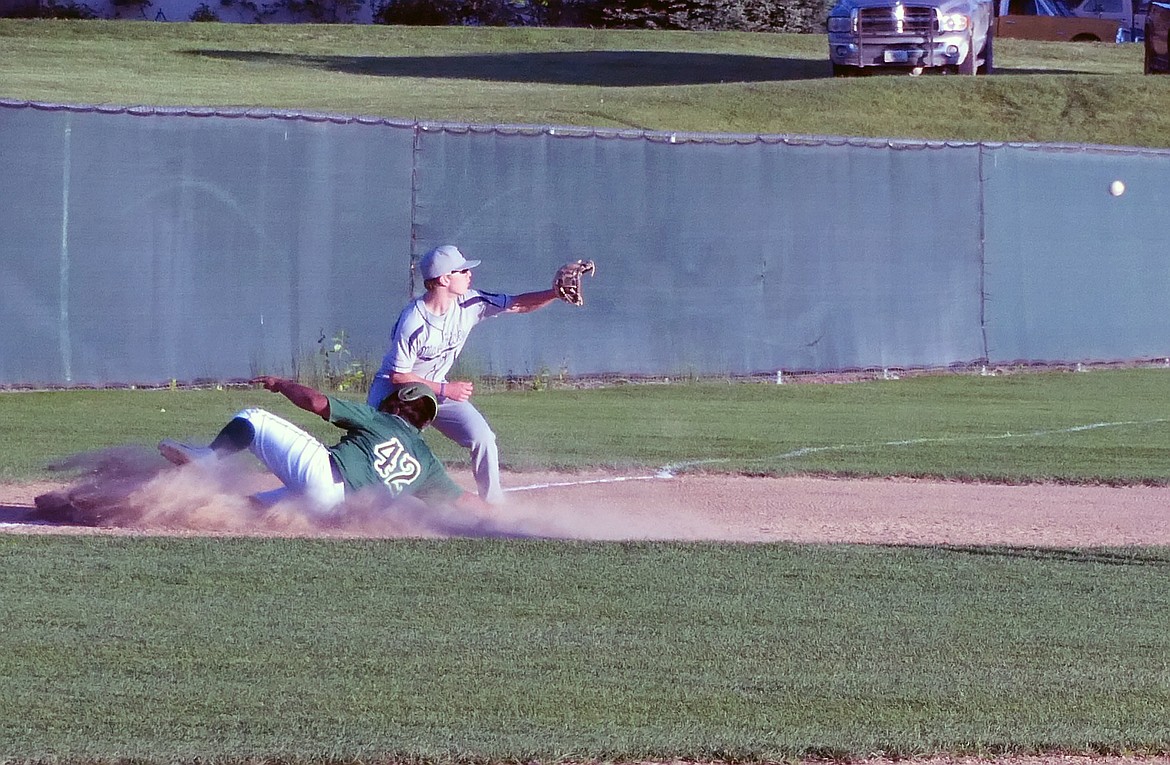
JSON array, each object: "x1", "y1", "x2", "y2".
[{"x1": 553, "y1": 259, "x2": 595, "y2": 306}]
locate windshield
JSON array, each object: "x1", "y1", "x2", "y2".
[{"x1": 1048, "y1": 0, "x2": 1075, "y2": 15}]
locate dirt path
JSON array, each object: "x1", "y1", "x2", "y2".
[{"x1": 4, "y1": 465, "x2": 1170, "y2": 545}]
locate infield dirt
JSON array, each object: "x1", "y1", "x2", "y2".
[{"x1": 2, "y1": 448, "x2": 1170, "y2": 545}]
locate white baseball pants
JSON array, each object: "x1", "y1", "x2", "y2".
[{"x1": 233, "y1": 407, "x2": 345, "y2": 511}]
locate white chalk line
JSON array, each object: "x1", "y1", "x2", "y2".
[
  {"x1": 507, "y1": 471, "x2": 673, "y2": 493},
  {"x1": 506, "y1": 418, "x2": 1170, "y2": 493},
  {"x1": 764, "y1": 418, "x2": 1170, "y2": 463}
]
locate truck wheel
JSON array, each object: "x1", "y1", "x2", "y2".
[
  {"x1": 978, "y1": 34, "x2": 994, "y2": 75},
  {"x1": 955, "y1": 30, "x2": 977, "y2": 74},
  {"x1": 959, "y1": 48, "x2": 977, "y2": 73},
  {"x1": 1144, "y1": 33, "x2": 1159, "y2": 73}
]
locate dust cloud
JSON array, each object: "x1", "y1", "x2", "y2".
[
  {"x1": 28, "y1": 446, "x2": 727, "y2": 541},
  {"x1": 17, "y1": 451, "x2": 1170, "y2": 545}
]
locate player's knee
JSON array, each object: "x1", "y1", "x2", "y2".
[
  {"x1": 367, "y1": 377, "x2": 392, "y2": 408},
  {"x1": 225, "y1": 408, "x2": 268, "y2": 446},
  {"x1": 234, "y1": 407, "x2": 266, "y2": 422},
  {"x1": 212, "y1": 416, "x2": 255, "y2": 452},
  {"x1": 470, "y1": 427, "x2": 498, "y2": 453}
]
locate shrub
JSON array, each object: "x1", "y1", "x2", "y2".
[
  {"x1": 189, "y1": 1, "x2": 220, "y2": 17},
  {"x1": 374, "y1": 0, "x2": 455, "y2": 24},
  {"x1": 374, "y1": 0, "x2": 604, "y2": 26},
  {"x1": 601, "y1": 0, "x2": 827, "y2": 32},
  {"x1": 38, "y1": 0, "x2": 102, "y2": 17},
  {"x1": 372, "y1": 0, "x2": 826, "y2": 32},
  {"x1": 274, "y1": 0, "x2": 363, "y2": 22}
]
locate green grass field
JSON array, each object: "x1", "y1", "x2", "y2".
[
  {"x1": 4, "y1": 369, "x2": 1170, "y2": 483},
  {"x1": 3, "y1": 372, "x2": 1170, "y2": 762},
  {"x1": 2, "y1": 536, "x2": 1169, "y2": 760},
  {"x1": 3, "y1": 20, "x2": 1170, "y2": 764},
  {"x1": 1, "y1": 20, "x2": 1168, "y2": 147}
]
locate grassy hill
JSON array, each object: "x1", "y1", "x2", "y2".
[{"x1": 1, "y1": 19, "x2": 1168, "y2": 147}]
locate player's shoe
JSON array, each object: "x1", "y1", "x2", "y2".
[{"x1": 158, "y1": 439, "x2": 216, "y2": 467}]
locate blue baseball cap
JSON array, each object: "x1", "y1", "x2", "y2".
[{"x1": 419, "y1": 245, "x2": 481, "y2": 279}]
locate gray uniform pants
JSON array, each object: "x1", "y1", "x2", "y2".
[{"x1": 432, "y1": 399, "x2": 503, "y2": 505}]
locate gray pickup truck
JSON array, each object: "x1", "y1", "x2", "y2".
[
  {"x1": 827, "y1": 0, "x2": 1127, "y2": 76},
  {"x1": 827, "y1": 0, "x2": 996, "y2": 75}
]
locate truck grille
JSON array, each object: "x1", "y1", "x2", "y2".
[{"x1": 856, "y1": 5, "x2": 936, "y2": 34}]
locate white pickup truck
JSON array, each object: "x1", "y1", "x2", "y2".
[
  {"x1": 827, "y1": 0, "x2": 1121, "y2": 76},
  {"x1": 827, "y1": 0, "x2": 995, "y2": 75}
]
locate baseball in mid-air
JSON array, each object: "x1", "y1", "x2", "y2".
[{"x1": 1110, "y1": 180, "x2": 1126, "y2": 197}]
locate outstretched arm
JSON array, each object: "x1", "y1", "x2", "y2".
[
  {"x1": 503, "y1": 288, "x2": 559, "y2": 314},
  {"x1": 252, "y1": 376, "x2": 330, "y2": 419}
]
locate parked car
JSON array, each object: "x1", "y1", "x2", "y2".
[
  {"x1": 826, "y1": 0, "x2": 995, "y2": 75},
  {"x1": 1066, "y1": 0, "x2": 1145, "y2": 40},
  {"x1": 993, "y1": 0, "x2": 1124, "y2": 41},
  {"x1": 1145, "y1": 0, "x2": 1170, "y2": 70}
]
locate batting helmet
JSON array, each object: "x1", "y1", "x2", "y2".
[{"x1": 379, "y1": 382, "x2": 439, "y2": 428}]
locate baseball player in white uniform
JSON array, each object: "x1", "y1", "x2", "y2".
[{"x1": 368, "y1": 245, "x2": 562, "y2": 505}]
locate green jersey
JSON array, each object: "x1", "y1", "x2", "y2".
[{"x1": 325, "y1": 396, "x2": 463, "y2": 504}]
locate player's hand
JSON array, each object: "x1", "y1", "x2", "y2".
[
  {"x1": 251, "y1": 376, "x2": 284, "y2": 392},
  {"x1": 442, "y1": 380, "x2": 474, "y2": 402}
]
